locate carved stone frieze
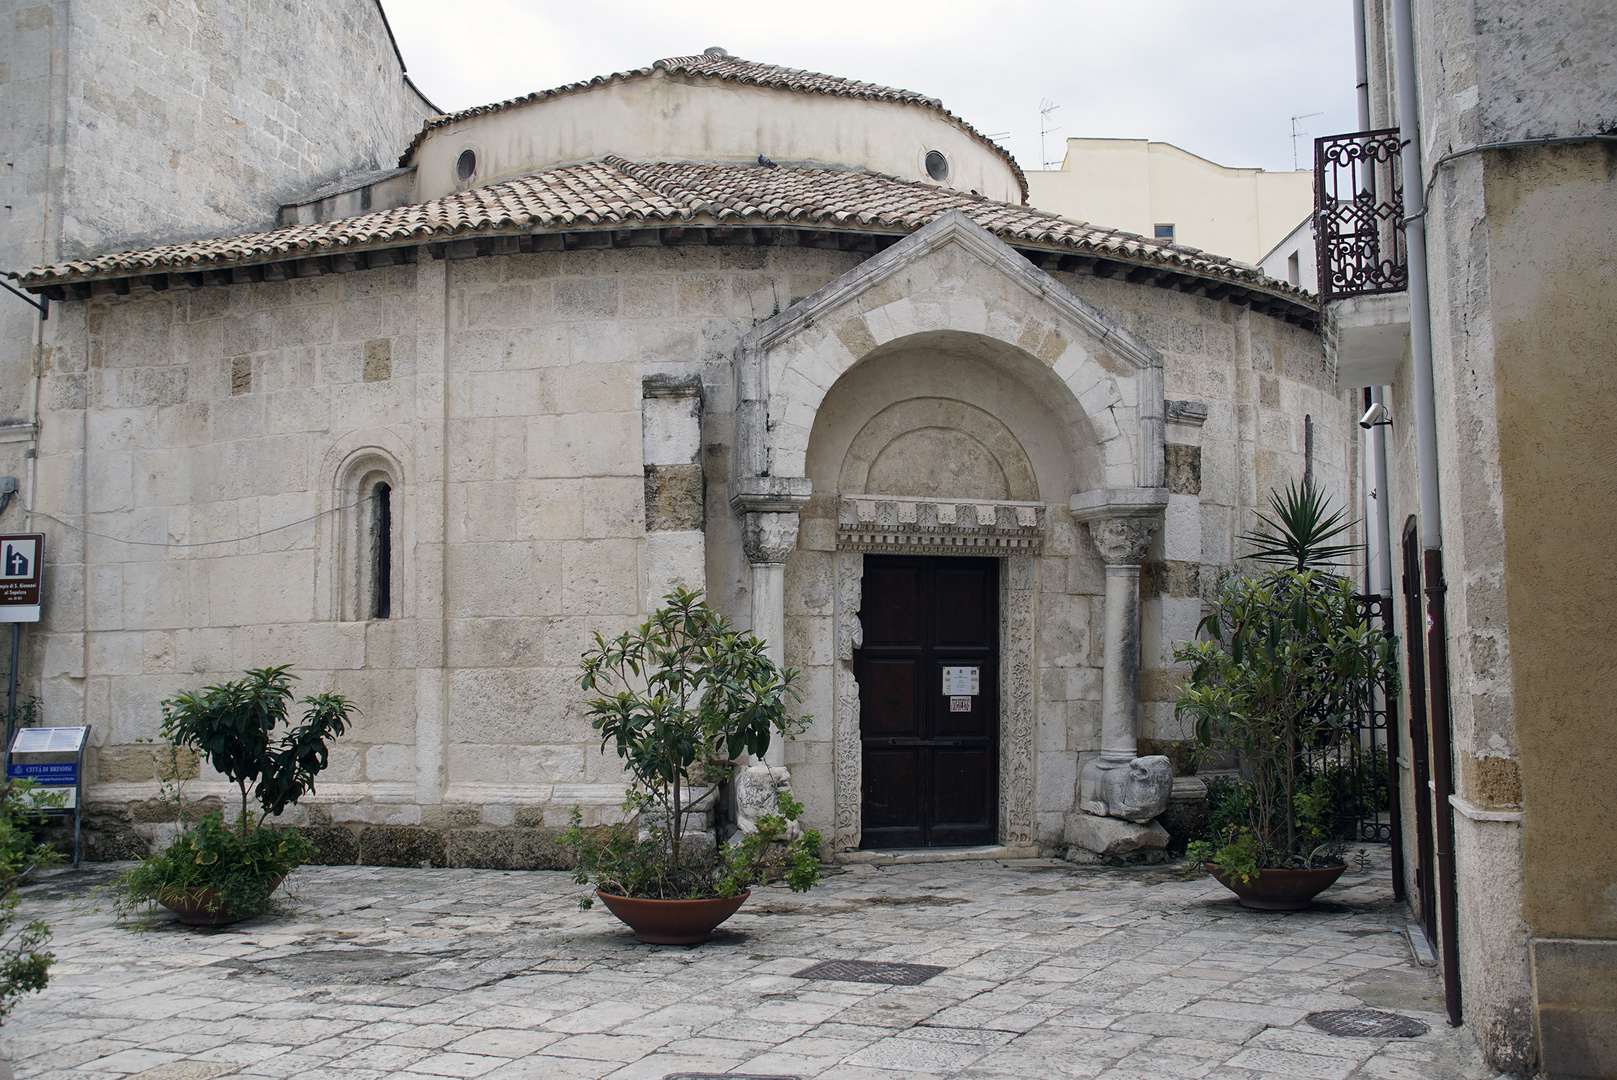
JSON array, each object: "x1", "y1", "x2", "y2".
[
  {"x1": 836, "y1": 496, "x2": 1043, "y2": 555},
  {"x1": 1085, "y1": 516, "x2": 1159, "y2": 565},
  {"x1": 743, "y1": 511, "x2": 801, "y2": 565}
]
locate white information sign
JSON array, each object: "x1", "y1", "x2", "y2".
[
  {"x1": 949, "y1": 696, "x2": 972, "y2": 712},
  {"x1": 20, "y1": 787, "x2": 74, "y2": 809},
  {"x1": 10, "y1": 726, "x2": 89, "y2": 754},
  {"x1": 942, "y1": 666, "x2": 980, "y2": 696}
]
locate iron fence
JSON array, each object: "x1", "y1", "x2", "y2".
[
  {"x1": 1349, "y1": 593, "x2": 1402, "y2": 853},
  {"x1": 1315, "y1": 129, "x2": 1407, "y2": 302}
]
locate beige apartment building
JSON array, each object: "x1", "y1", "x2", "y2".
[{"x1": 1028, "y1": 137, "x2": 1314, "y2": 266}]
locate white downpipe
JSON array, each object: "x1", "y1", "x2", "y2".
[
  {"x1": 1368, "y1": 387, "x2": 1394, "y2": 594},
  {"x1": 1353, "y1": 0, "x2": 1372, "y2": 127},
  {"x1": 1353, "y1": 0, "x2": 1394, "y2": 597},
  {"x1": 1392, "y1": 0, "x2": 1442, "y2": 551}
]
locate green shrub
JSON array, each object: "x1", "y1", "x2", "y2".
[
  {"x1": 112, "y1": 666, "x2": 355, "y2": 920},
  {"x1": 1174, "y1": 570, "x2": 1397, "y2": 873},
  {"x1": 0, "y1": 779, "x2": 61, "y2": 1023},
  {"x1": 570, "y1": 589, "x2": 821, "y2": 902},
  {"x1": 113, "y1": 812, "x2": 315, "y2": 920}
]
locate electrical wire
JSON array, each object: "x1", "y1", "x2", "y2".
[{"x1": 13, "y1": 492, "x2": 379, "y2": 549}]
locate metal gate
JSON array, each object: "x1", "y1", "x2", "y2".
[{"x1": 1349, "y1": 592, "x2": 1406, "y2": 898}]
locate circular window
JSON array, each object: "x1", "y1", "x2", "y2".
[
  {"x1": 925, "y1": 150, "x2": 949, "y2": 182},
  {"x1": 456, "y1": 149, "x2": 477, "y2": 182}
]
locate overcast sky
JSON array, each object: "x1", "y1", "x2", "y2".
[{"x1": 380, "y1": 0, "x2": 1359, "y2": 177}]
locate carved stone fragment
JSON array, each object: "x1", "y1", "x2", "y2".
[{"x1": 1078, "y1": 754, "x2": 1173, "y2": 823}]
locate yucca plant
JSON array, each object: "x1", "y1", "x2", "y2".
[{"x1": 1240, "y1": 481, "x2": 1359, "y2": 572}]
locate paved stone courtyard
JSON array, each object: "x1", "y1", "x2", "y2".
[{"x1": 12, "y1": 853, "x2": 1501, "y2": 1080}]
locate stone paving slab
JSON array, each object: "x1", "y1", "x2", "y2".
[{"x1": 9, "y1": 853, "x2": 1504, "y2": 1079}]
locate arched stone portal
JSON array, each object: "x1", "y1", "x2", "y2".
[{"x1": 731, "y1": 212, "x2": 1172, "y2": 852}]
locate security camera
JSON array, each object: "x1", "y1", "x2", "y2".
[{"x1": 1359, "y1": 402, "x2": 1391, "y2": 429}]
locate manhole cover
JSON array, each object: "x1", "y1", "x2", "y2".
[
  {"x1": 664, "y1": 1075, "x2": 799, "y2": 1080},
  {"x1": 793, "y1": 959, "x2": 946, "y2": 985},
  {"x1": 1307, "y1": 1009, "x2": 1429, "y2": 1038}
]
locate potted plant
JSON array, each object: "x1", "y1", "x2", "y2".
[
  {"x1": 113, "y1": 666, "x2": 356, "y2": 926},
  {"x1": 565, "y1": 588, "x2": 822, "y2": 944},
  {"x1": 1175, "y1": 486, "x2": 1398, "y2": 910}
]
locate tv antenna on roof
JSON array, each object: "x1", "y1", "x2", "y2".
[
  {"x1": 1292, "y1": 111, "x2": 1324, "y2": 170},
  {"x1": 1039, "y1": 100, "x2": 1063, "y2": 169}
]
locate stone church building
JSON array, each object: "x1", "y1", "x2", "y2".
[{"x1": 6, "y1": 5, "x2": 1349, "y2": 864}]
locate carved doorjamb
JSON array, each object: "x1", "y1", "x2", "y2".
[
  {"x1": 829, "y1": 545, "x2": 1038, "y2": 852},
  {"x1": 999, "y1": 553, "x2": 1036, "y2": 848}
]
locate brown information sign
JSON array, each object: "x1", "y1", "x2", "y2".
[{"x1": 0, "y1": 534, "x2": 44, "y2": 620}]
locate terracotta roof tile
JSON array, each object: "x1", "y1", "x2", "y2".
[
  {"x1": 12, "y1": 159, "x2": 1315, "y2": 315},
  {"x1": 396, "y1": 48, "x2": 1028, "y2": 199}
]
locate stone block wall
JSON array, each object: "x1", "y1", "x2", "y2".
[
  {"x1": 28, "y1": 235, "x2": 1340, "y2": 862},
  {"x1": 1048, "y1": 270, "x2": 1356, "y2": 748},
  {"x1": 1, "y1": 0, "x2": 435, "y2": 424}
]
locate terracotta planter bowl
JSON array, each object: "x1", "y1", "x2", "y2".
[
  {"x1": 595, "y1": 888, "x2": 750, "y2": 944},
  {"x1": 1207, "y1": 863, "x2": 1345, "y2": 911},
  {"x1": 157, "y1": 875, "x2": 284, "y2": 926}
]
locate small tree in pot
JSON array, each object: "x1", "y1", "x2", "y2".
[
  {"x1": 1175, "y1": 486, "x2": 1398, "y2": 909},
  {"x1": 566, "y1": 589, "x2": 821, "y2": 943},
  {"x1": 113, "y1": 666, "x2": 356, "y2": 925}
]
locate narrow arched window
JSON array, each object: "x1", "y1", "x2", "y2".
[
  {"x1": 335, "y1": 451, "x2": 403, "y2": 622},
  {"x1": 371, "y1": 482, "x2": 392, "y2": 619}
]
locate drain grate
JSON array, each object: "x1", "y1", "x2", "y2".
[
  {"x1": 1307, "y1": 1009, "x2": 1430, "y2": 1038},
  {"x1": 793, "y1": 958, "x2": 946, "y2": 985}
]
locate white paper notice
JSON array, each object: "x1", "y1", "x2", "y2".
[
  {"x1": 10, "y1": 726, "x2": 89, "y2": 754},
  {"x1": 949, "y1": 696, "x2": 972, "y2": 712},
  {"x1": 942, "y1": 667, "x2": 979, "y2": 695}
]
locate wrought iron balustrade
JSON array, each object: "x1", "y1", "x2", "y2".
[{"x1": 1315, "y1": 129, "x2": 1407, "y2": 301}]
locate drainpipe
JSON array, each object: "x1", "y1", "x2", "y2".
[
  {"x1": 1353, "y1": 0, "x2": 1393, "y2": 598},
  {"x1": 1354, "y1": 0, "x2": 1403, "y2": 904},
  {"x1": 1392, "y1": 0, "x2": 1462, "y2": 1028}
]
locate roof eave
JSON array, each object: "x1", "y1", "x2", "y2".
[{"x1": 14, "y1": 221, "x2": 1317, "y2": 326}]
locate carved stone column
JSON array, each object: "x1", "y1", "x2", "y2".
[
  {"x1": 1068, "y1": 488, "x2": 1173, "y2": 858},
  {"x1": 743, "y1": 510, "x2": 799, "y2": 767},
  {"x1": 1089, "y1": 517, "x2": 1156, "y2": 770}
]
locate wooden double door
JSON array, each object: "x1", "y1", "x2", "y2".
[{"x1": 855, "y1": 555, "x2": 999, "y2": 847}]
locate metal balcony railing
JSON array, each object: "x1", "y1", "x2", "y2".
[{"x1": 1315, "y1": 129, "x2": 1407, "y2": 302}]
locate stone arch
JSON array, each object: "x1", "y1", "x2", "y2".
[
  {"x1": 731, "y1": 210, "x2": 1166, "y2": 513},
  {"x1": 732, "y1": 213, "x2": 1170, "y2": 854}
]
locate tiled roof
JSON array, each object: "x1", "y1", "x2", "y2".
[
  {"x1": 397, "y1": 48, "x2": 1029, "y2": 200},
  {"x1": 12, "y1": 158, "x2": 1315, "y2": 316}
]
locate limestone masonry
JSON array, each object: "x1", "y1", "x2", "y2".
[{"x1": 4, "y1": 27, "x2": 1352, "y2": 871}]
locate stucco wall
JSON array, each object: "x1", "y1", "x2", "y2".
[
  {"x1": 1026, "y1": 139, "x2": 1315, "y2": 265},
  {"x1": 1489, "y1": 142, "x2": 1617, "y2": 1074}
]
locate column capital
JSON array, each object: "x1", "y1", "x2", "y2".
[
  {"x1": 1086, "y1": 517, "x2": 1160, "y2": 566},
  {"x1": 1069, "y1": 486, "x2": 1167, "y2": 567},
  {"x1": 743, "y1": 511, "x2": 800, "y2": 566}
]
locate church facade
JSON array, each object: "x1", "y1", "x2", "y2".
[{"x1": 9, "y1": 35, "x2": 1351, "y2": 864}]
